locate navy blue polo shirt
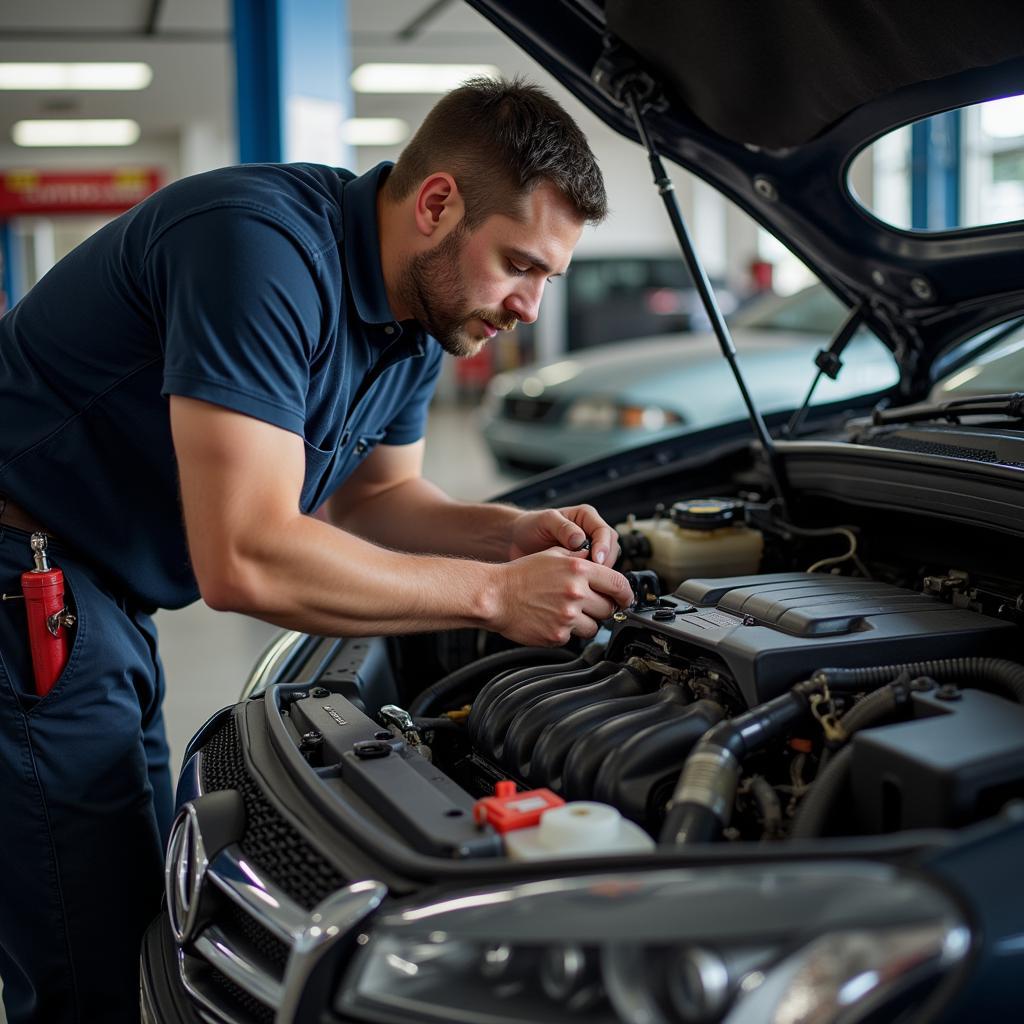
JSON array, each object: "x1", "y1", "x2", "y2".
[{"x1": 0, "y1": 162, "x2": 443, "y2": 610}]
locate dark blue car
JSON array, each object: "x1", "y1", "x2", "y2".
[{"x1": 142, "y1": 3, "x2": 1024, "y2": 1021}]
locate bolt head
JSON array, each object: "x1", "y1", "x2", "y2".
[{"x1": 911, "y1": 276, "x2": 934, "y2": 301}]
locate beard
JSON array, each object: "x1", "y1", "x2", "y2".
[{"x1": 396, "y1": 226, "x2": 517, "y2": 357}]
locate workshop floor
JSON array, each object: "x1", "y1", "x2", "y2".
[{"x1": 157, "y1": 399, "x2": 516, "y2": 782}]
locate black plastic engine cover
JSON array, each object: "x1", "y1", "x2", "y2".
[
  {"x1": 608, "y1": 572, "x2": 1015, "y2": 706},
  {"x1": 851, "y1": 689, "x2": 1024, "y2": 831}
]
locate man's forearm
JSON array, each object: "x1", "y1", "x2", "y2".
[
  {"x1": 332, "y1": 476, "x2": 521, "y2": 561},
  {"x1": 202, "y1": 510, "x2": 504, "y2": 636}
]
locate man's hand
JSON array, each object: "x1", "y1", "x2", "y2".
[
  {"x1": 508, "y1": 504, "x2": 621, "y2": 566},
  {"x1": 489, "y1": 547, "x2": 634, "y2": 646}
]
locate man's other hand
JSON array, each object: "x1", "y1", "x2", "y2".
[
  {"x1": 508, "y1": 504, "x2": 621, "y2": 566},
  {"x1": 490, "y1": 547, "x2": 634, "y2": 646}
]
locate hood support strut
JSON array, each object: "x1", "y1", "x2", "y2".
[{"x1": 619, "y1": 84, "x2": 792, "y2": 516}]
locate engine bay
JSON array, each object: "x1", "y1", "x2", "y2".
[{"x1": 271, "y1": 490, "x2": 1024, "y2": 861}]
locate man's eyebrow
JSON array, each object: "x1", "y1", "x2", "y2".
[{"x1": 509, "y1": 248, "x2": 567, "y2": 278}]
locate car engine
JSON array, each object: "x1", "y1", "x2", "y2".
[{"x1": 274, "y1": 494, "x2": 1024, "y2": 859}]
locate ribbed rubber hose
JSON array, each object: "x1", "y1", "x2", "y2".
[
  {"x1": 749, "y1": 774, "x2": 782, "y2": 839},
  {"x1": 812, "y1": 658, "x2": 1024, "y2": 704},
  {"x1": 409, "y1": 646, "x2": 578, "y2": 717}
]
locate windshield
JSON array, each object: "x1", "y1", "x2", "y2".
[
  {"x1": 729, "y1": 284, "x2": 849, "y2": 334},
  {"x1": 933, "y1": 319, "x2": 1024, "y2": 399}
]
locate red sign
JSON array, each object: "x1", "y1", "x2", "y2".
[{"x1": 0, "y1": 169, "x2": 162, "y2": 216}]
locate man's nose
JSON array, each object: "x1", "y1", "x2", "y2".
[{"x1": 504, "y1": 278, "x2": 545, "y2": 325}]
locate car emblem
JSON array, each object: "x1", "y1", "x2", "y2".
[{"x1": 165, "y1": 803, "x2": 209, "y2": 945}]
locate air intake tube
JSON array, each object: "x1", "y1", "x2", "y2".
[{"x1": 659, "y1": 688, "x2": 809, "y2": 846}]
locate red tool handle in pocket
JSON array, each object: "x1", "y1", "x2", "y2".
[
  {"x1": 21, "y1": 568, "x2": 69, "y2": 696},
  {"x1": 20, "y1": 533, "x2": 73, "y2": 697}
]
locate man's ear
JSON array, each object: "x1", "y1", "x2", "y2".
[{"x1": 414, "y1": 173, "x2": 465, "y2": 238}]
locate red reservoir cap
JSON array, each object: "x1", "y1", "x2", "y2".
[{"x1": 473, "y1": 781, "x2": 565, "y2": 834}]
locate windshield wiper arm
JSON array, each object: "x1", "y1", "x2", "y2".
[{"x1": 872, "y1": 392, "x2": 1024, "y2": 425}]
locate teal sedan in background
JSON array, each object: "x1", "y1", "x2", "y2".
[{"x1": 481, "y1": 284, "x2": 899, "y2": 472}]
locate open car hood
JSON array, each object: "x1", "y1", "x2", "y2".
[{"x1": 467, "y1": 0, "x2": 1024, "y2": 398}]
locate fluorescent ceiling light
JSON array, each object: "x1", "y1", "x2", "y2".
[
  {"x1": 340, "y1": 118, "x2": 409, "y2": 146},
  {"x1": 13, "y1": 119, "x2": 141, "y2": 147},
  {"x1": 351, "y1": 63, "x2": 499, "y2": 94},
  {"x1": 0, "y1": 63, "x2": 152, "y2": 91}
]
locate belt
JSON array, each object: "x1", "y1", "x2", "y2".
[{"x1": 0, "y1": 497, "x2": 56, "y2": 538}]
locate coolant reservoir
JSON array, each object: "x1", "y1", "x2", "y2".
[
  {"x1": 617, "y1": 498, "x2": 763, "y2": 590},
  {"x1": 504, "y1": 801, "x2": 654, "y2": 860}
]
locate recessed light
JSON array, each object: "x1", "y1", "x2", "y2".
[
  {"x1": 0, "y1": 63, "x2": 152, "y2": 91},
  {"x1": 340, "y1": 118, "x2": 409, "y2": 146},
  {"x1": 13, "y1": 119, "x2": 141, "y2": 147},
  {"x1": 350, "y1": 63, "x2": 499, "y2": 94}
]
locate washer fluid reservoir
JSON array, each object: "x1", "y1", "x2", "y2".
[
  {"x1": 617, "y1": 498, "x2": 763, "y2": 590},
  {"x1": 503, "y1": 801, "x2": 654, "y2": 860}
]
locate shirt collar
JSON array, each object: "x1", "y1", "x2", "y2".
[{"x1": 342, "y1": 161, "x2": 399, "y2": 328}]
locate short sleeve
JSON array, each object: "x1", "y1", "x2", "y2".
[
  {"x1": 382, "y1": 341, "x2": 444, "y2": 445},
  {"x1": 147, "y1": 205, "x2": 326, "y2": 436}
]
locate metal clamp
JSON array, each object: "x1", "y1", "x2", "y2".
[
  {"x1": 379, "y1": 704, "x2": 422, "y2": 747},
  {"x1": 809, "y1": 684, "x2": 846, "y2": 743},
  {"x1": 46, "y1": 606, "x2": 76, "y2": 637}
]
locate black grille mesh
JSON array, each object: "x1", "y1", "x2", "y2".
[
  {"x1": 220, "y1": 901, "x2": 290, "y2": 974},
  {"x1": 200, "y1": 714, "x2": 347, "y2": 910},
  {"x1": 202, "y1": 967, "x2": 275, "y2": 1024}
]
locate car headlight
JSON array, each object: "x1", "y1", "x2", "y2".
[
  {"x1": 566, "y1": 398, "x2": 684, "y2": 431},
  {"x1": 336, "y1": 863, "x2": 967, "y2": 1024}
]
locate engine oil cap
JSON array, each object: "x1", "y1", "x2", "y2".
[{"x1": 670, "y1": 498, "x2": 741, "y2": 530}]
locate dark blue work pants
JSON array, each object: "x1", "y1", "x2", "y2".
[{"x1": 0, "y1": 525, "x2": 173, "y2": 1023}]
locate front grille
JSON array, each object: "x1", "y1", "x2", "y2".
[
  {"x1": 172, "y1": 711, "x2": 382, "y2": 1024},
  {"x1": 200, "y1": 714, "x2": 346, "y2": 910},
  {"x1": 203, "y1": 969, "x2": 275, "y2": 1024},
  {"x1": 503, "y1": 395, "x2": 558, "y2": 422},
  {"x1": 221, "y1": 901, "x2": 290, "y2": 974}
]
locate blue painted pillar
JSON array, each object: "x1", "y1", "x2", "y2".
[
  {"x1": 1, "y1": 222, "x2": 20, "y2": 312},
  {"x1": 911, "y1": 109, "x2": 961, "y2": 230},
  {"x1": 232, "y1": 0, "x2": 352, "y2": 167}
]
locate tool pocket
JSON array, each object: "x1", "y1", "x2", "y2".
[{"x1": 0, "y1": 562, "x2": 82, "y2": 714}]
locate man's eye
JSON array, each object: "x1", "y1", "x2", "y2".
[{"x1": 507, "y1": 261, "x2": 529, "y2": 277}]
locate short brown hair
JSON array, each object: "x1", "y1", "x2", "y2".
[{"x1": 384, "y1": 76, "x2": 607, "y2": 227}]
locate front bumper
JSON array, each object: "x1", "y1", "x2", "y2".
[{"x1": 140, "y1": 915, "x2": 203, "y2": 1024}]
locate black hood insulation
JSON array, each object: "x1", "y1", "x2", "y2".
[{"x1": 606, "y1": 0, "x2": 1024, "y2": 149}]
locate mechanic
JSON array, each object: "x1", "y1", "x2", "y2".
[{"x1": 0, "y1": 77, "x2": 634, "y2": 1023}]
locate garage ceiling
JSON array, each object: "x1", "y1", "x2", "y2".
[{"x1": 0, "y1": 0, "x2": 531, "y2": 152}]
